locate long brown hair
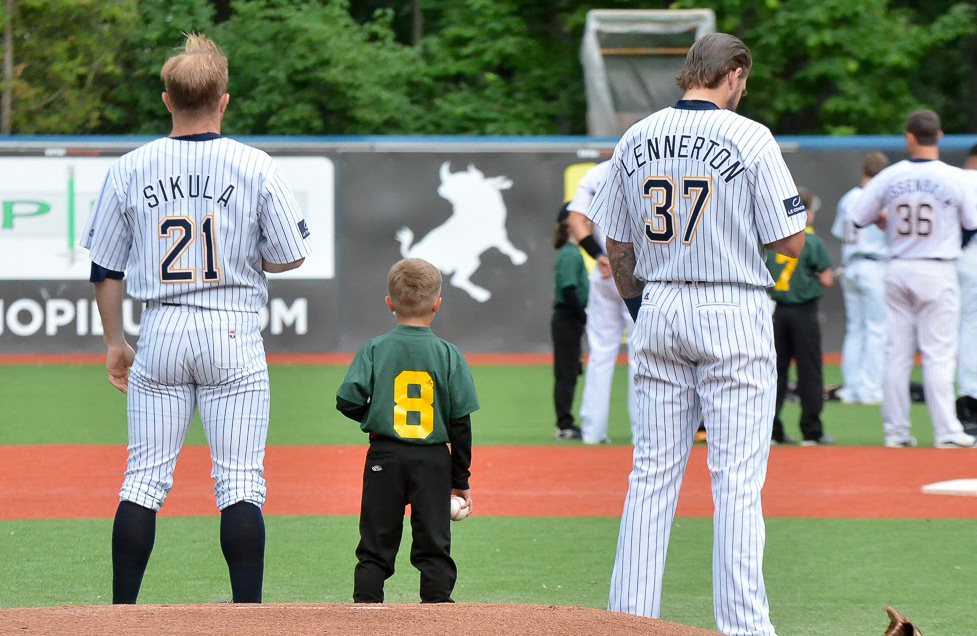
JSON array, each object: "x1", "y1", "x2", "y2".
[{"x1": 676, "y1": 33, "x2": 752, "y2": 91}]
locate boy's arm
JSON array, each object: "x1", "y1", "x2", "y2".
[
  {"x1": 448, "y1": 413, "x2": 473, "y2": 514},
  {"x1": 336, "y1": 396, "x2": 369, "y2": 422},
  {"x1": 447, "y1": 414, "x2": 472, "y2": 491},
  {"x1": 336, "y1": 345, "x2": 374, "y2": 422}
]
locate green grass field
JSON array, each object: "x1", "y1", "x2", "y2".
[
  {"x1": 0, "y1": 364, "x2": 934, "y2": 446},
  {"x1": 0, "y1": 363, "x2": 971, "y2": 635}
]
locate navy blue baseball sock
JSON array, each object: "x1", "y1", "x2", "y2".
[
  {"x1": 112, "y1": 501, "x2": 157, "y2": 604},
  {"x1": 220, "y1": 501, "x2": 265, "y2": 603}
]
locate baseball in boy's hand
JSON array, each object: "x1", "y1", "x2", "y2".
[{"x1": 450, "y1": 495, "x2": 471, "y2": 522}]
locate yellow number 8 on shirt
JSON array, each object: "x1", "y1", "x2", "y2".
[{"x1": 394, "y1": 371, "x2": 435, "y2": 439}]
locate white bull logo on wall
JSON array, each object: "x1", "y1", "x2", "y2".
[{"x1": 396, "y1": 162, "x2": 527, "y2": 303}]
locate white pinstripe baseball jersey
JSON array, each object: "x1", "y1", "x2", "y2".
[
  {"x1": 568, "y1": 160, "x2": 612, "y2": 250},
  {"x1": 849, "y1": 159, "x2": 977, "y2": 260},
  {"x1": 831, "y1": 187, "x2": 889, "y2": 264},
  {"x1": 587, "y1": 102, "x2": 806, "y2": 287},
  {"x1": 80, "y1": 134, "x2": 310, "y2": 311}
]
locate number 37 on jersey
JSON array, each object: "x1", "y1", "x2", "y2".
[{"x1": 642, "y1": 176, "x2": 712, "y2": 245}]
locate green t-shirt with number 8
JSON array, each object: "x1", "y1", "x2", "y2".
[{"x1": 337, "y1": 325, "x2": 480, "y2": 444}]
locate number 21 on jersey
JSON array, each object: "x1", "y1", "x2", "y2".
[
  {"x1": 394, "y1": 371, "x2": 434, "y2": 439},
  {"x1": 158, "y1": 215, "x2": 221, "y2": 283},
  {"x1": 643, "y1": 176, "x2": 712, "y2": 245}
]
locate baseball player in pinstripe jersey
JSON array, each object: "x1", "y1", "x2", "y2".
[
  {"x1": 849, "y1": 110, "x2": 977, "y2": 449},
  {"x1": 566, "y1": 161, "x2": 638, "y2": 444},
  {"x1": 587, "y1": 34, "x2": 806, "y2": 635},
  {"x1": 80, "y1": 34, "x2": 310, "y2": 603},
  {"x1": 955, "y1": 145, "x2": 977, "y2": 429},
  {"x1": 830, "y1": 153, "x2": 890, "y2": 405}
]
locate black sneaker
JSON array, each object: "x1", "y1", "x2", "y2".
[
  {"x1": 800, "y1": 435, "x2": 835, "y2": 446},
  {"x1": 554, "y1": 427, "x2": 582, "y2": 441}
]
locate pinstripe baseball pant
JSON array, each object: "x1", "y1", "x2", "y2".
[
  {"x1": 609, "y1": 281, "x2": 776, "y2": 636},
  {"x1": 121, "y1": 303, "x2": 270, "y2": 512}
]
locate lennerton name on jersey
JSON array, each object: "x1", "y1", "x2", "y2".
[
  {"x1": 142, "y1": 174, "x2": 235, "y2": 208},
  {"x1": 620, "y1": 134, "x2": 747, "y2": 183}
]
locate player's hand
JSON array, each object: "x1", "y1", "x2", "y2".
[
  {"x1": 596, "y1": 255, "x2": 612, "y2": 278},
  {"x1": 106, "y1": 343, "x2": 135, "y2": 394},
  {"x1": 876, "y1": 209, "x2": 888, "y2": 230},
  {"x1": 451, "y1": 488, "x2": 472, "y2": 517}
]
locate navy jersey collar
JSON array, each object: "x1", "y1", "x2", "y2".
[
  {"x1": 169, "y1": 132, "x2": 222, "y2": 141},
  {"x1": 907, "y1": 158, "x2": 934, "y2": 163},
  {"x1": 674, "y1": 99, "x2": 720, "y2": 111}
]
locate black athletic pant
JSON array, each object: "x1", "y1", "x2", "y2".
[
  {"x1": 772, "y1": 301, "x2": 824, "y2": 441},
  {"x1": 551, "y1": 306, "x2": 585, "y2": 430},
  {"x1": 354, "y1": 437, "x2": 455, "y2": 603}
]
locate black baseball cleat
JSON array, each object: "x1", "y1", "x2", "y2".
[
  {"x1": 957, "y1": 395, "x2": 977, "y2": 424},
  {"x1": 554, "y1": 427, "x2": 582, "y2": 441},
  {"x1": 770, "y1": 435, "x2": 798, "y2": 446},
  {"x1": 800, "y1": 434, "x2": 835, "y2": 446}
]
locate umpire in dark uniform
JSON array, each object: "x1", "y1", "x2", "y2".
[{"x1": 766, "y1": 188, "x2": 834, "y2": 445}]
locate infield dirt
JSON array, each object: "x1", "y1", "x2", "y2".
[
  {"x1": 1, "y1": 446, "x2": 974, "y2": 520},
  {"x1": 0, "y1": 603, "x2": 721, "y2": 636}
]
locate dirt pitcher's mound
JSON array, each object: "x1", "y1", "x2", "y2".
[{"x1": 0, "y1": 603, "x2": 721, "y2": 636}]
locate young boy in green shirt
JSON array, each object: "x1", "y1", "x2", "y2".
[
  {"x1": 765, "y1": 188, "x2": 834, "y2": 445},
  {"x1": 336, "y1": 258, "x2": 479, "y2": 603}
]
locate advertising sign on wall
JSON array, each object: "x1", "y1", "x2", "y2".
[{"x1": 0, "y1": 155, "x2": 339, "y2": 353}]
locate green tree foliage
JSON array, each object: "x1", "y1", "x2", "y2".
[
  {"x1": 411, "y1": 0, "x2": 570, "y2": 134},
  {"x1": 0, "y1": 0, "x2": 975, "y2": 135},
  {"x1": 214, "y1": 0, "x2": 422, "y2": 135},
  {"x1": 1, "y1": 0, "x2": 136, "y2": 134},
  {"x1": 676, "y1": 0, "x2": 977, "y2": 135},
  {"x1": 99, "y1": 0, "x2": 216, "y2": 134}
]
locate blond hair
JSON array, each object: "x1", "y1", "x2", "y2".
[
  {"x1": 160, "y1": 33, "x2": 228, "y2": 113},
  {"x1": 387, "y1": 259, "x2": 442, "y2": 318},
  {"x1": 676, "y1": 33, "x2": 752, "y2": 91}
]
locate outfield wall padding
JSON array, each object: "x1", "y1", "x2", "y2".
[{"x1": 0, "y1": 136, "x2": 973, "y2": 355}]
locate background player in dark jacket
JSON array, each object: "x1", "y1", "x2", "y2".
[
  {"x1": 552, "y1": 204, "x2": 589, "y2": 440},
  {"x1": 336, "y1": 258, "x2": 479, "y2": 604},
  {"x1": 766, "y1": 188, "x2": 834, "y2": 445}
]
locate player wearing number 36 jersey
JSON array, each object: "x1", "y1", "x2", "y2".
[
  {"x1": 80, "y1": 34, "x2": 310, "y2": 605},
  {"x1": 849, "y1": 110, "x2": 977, "y2": 449},
  {"x1": 586, "y1": 33, "x2": 806, "y2": 636}
]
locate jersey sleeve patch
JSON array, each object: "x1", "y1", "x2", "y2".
[
  {"x1": 783, "y1": 195, "x2": 806, "y2": 217},
  {"x1": 297, "y1": 219, "x2": 311, "y2": 239}
]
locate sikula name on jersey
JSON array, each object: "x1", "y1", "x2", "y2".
[
  {"x1": 886, "y1": 177, "x2": 954, "y2": 207},
  {"x1": 620, "y1": 134, "x2": 747, "y2": 183},
  {"x1": 142, "y1": 174, "x2": 235, "y2": 208}
]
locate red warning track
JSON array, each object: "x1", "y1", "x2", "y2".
[{"x1": 1, "y1": 446, "x2": 975, "y2": 521}]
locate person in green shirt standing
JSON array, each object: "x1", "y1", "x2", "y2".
[
  {"x1": 552, "y1": 203, "x2": 589, "y2": 440},
  {"x1": 765, "y1": 188, "x2": 835, "y2": 445},
  {"x1": 336, "y1": 258, "x2": 479, "y2": 603}
]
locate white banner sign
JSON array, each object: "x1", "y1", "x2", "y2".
[{"x1": 0, "y1": 156, "x2": 335, "y2": 280}]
